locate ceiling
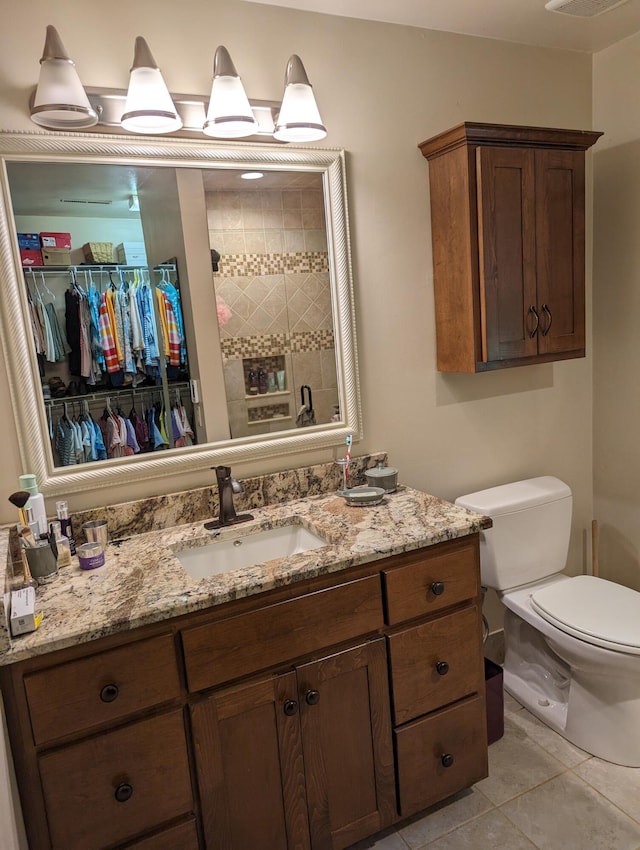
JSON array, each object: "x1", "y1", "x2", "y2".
[
  {"x1": 245, "y1": 0, "x2": 640, "y2": 52},
  {"x1": 7, "y1": 161, "x2": 323, "y2": 221}
]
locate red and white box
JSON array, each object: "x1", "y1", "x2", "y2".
[
  {"x1": 40, "y1": 232, "x2": 72, "y2": 249},
  {"x1": 20, "y1": 249, "x2": 43, "y2": 267}
]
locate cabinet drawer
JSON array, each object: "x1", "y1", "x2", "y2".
[
  {"x1": 25, "y1": 633, "x2": 182, "y2": 745},
  {"x1": 383, "y1": 537, "x2": 479, "y2": 625},
  {"x1": 124, "y1": 818, "x2": 199, "y2": 850},
  {"x1": 182, "y1": 575, "x2": 383, "y2": 692},
  {"x1": 388, "y1": 606, "x2": 484, "y2": 725},
  {"x1": 395, "y1": 695, "x2": 488, "y2": 817},
  {"x1": 38, "y1": 709, "x2": 193, "y2": 850}
]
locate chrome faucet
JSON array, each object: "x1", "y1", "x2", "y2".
[{"x1": 204, "y1": 465, "x2": 254, "y2": 530}]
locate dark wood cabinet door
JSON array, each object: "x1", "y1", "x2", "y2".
[
  {"x1": 297, "y1": 639, "x2": 396, "y2": 850},
  {"x1": 476, "y1": 145, "x2": 539, "y2": 363},
  {"x1": 535, "y1": 148, "x2": 586, "y2": 357},
  {"x1": 190, "y1": 672, "x2": 310, "y2": 850}
]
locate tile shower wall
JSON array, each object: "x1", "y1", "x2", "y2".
[{"x1": 206, "y1": 187, "x2": 339, "y2": 438}]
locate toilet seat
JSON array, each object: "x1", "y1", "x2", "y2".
[{"x1": 530, "y1": 575, "x2": 640, "y2": 654}]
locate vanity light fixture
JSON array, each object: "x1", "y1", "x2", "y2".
[
  {"x1": 29, "y1": 28, "x2": 327, "y2": 142},
  {"x1": 30, "y1": 25, "x2": 98, "y2": 129},
  {"x1": 203, "y1": 46, "x2": 258, "y2": 139},
  {"x1": 120, "y1": 37, "x2": 182, "y2": 134},
  {"x1": 274, "y1": 55, "x2": 327, "y2": 143}
]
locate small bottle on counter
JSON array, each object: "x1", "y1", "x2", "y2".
[
  {"x1": 55, "y1": 500, "x2": 76, "y2": 555},
  {"x1": 50, "y1": 521, "x2": 72, "y2": 568}
]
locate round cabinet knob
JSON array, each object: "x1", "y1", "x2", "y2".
[
  {"x1": 283, "y1": 699, "x2": 299, "y2": 716},
  {"x1": 114, "y1": 782, "x2": 133, "y2": 803},
  {"x1": 441, "y1": 753, "x2": 454, "y2": 768},
  {"x1": 436, "y1": 661, "x2": 449, "y2": 676},
  {"x1": 431, "y1": 581, "x2": 445, "y2": 596},
  {"x1": 305, "y1": 689, "x2": 320, "y2": 706},
  {"x1": 100, "y1": 684, "x2": 119, "y2": 703}
]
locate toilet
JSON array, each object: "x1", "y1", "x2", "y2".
[{"x1": 455, "y1": 476, "x2": 640, "y2": 767}]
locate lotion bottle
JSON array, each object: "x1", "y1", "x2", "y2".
[{"x1": 18, "y1": 474, "x2": 47, "y2": 537}]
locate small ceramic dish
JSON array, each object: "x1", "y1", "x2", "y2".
[{"x1": 337, "y1": 486, "x2": 386, "y2": 507}]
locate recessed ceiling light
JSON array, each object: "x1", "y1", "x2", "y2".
[{"x1": 240, "y1": 171, "x2": 264, "y2": 180}]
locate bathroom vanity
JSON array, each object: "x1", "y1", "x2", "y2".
[{"x1": 0, "y1": 487, "x2": 490, "y2": 850}]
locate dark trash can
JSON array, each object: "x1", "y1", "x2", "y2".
[{"x1": 484, "y1": 658, "x2": 504, "y2": 744}]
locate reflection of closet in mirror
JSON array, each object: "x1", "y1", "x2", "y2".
[
  {"x1": 22, "y1": 264, "x2": 196, "y2": 467},
  {"x1": 7, "y1": 158, "x2": 198, "y2": 467},
  {"x1": 203, "y1": 170, "x2": 339, "y2": 438}
]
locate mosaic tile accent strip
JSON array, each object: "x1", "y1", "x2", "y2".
[
  {"x1": 221, "y1": 328, "x2": 334, "y2": 359},
  {"x1": 290, "y1": 329, "x2": 334, "y2": 353},
  {"x1": 221, "y1": 334, "x2": 290, "y2": 359},
  {"x1": 219, "y1": 251, "x2": 328, "y2": 277}
]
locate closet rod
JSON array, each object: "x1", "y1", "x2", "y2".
[
  {"x1": 43, "y1": 380, "x2": 191, "y2": 408},
  {"x1": 24, "y1": 263, "x2": 177, "y2": 275}
]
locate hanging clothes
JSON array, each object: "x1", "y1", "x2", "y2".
[{"x1": 65, "y1": 286, "x2": 82, "y2": 377}]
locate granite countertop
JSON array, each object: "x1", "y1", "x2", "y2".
[{"x1": 0, "y1": 486, "x2": 489, "y2": 665}]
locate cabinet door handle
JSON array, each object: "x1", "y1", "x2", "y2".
[
  {"x1": 305, "y1": 689, "x2": 320, "y2": 706},
  {"x1": 100, "y1": 684, "x2": 119, "y2": 703},
  {"x1": 541, "y1": 304, "x2": 552, "y2": 336},
  {"x1": 528, "y1": 305, "x2": 539, "y2": 338},
  {"x1": 283, "y1": 699, "x2": 299, "y2": 716},
  {"x1": 441, "y1": 754, "x2": 454, "y2": 768},
  {"x1": 430, "y1": 581, "x2": 445, "y2": 596},
  {"x1": 436, "y1": 661, "x2": 449, "y2": 676},
  {"x1": 114, "y1": 782, "x2": 133, "y2": 803}
]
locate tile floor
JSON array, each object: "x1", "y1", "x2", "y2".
[{"x1": 348, "y1": 692, "x2": 640, "y2": 850}]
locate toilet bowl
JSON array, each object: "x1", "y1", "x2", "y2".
[{"x1": 456, "y1": 477, "x2": 640, "y2": 767}]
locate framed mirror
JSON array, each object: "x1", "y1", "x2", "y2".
[{"x1": 0, "y1": 132, "x2": 361, "y2": 496}]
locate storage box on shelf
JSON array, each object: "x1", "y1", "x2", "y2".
[
  {"x1": 42, "y1": 248, "x2": 71, "y2": 266},
  {"x1": 82, "y1": 242, "x2": 113, "y2": 264},
  {"x1": 40, "y1": 232, "x2": 71, "y2": 249},
  {"x1": 116, "y1": 242, "x2": 147, "y2": 266}
]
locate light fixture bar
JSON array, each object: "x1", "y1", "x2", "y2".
[{"x1": 85, "y1": 87, "x2": 279, "y2": 138}]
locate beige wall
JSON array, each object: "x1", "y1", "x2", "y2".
[
  {"x1": 0, "y1": 0, "x2": 595, "y2": 586},
  {"x1": 593, "y1": 33, "x2": 640, "y2": 591}
]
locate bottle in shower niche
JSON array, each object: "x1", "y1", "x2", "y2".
[
  {"x1": 258, "y1": 368, "x2": 268, "y2": 394},
  {"x1": 18, "y1": 474, "x2": 47, "y2": 536},
  {"x1": 56, "y1": 500, "x2": 76, "y2": 555},
  {"x1": 247, "y1": 368, "x2": 259, "y2": 395}
]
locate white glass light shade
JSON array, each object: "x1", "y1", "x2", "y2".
[
  {"x1": 274, "y1": 56, "x2": 326, "y2": 143},
  {"x1": 30, "y1": 26, "x2": 98, "y2": 129},
  {"x1": 203, "y1": 46, "x2": 258, "y2": 139},
  {"x1": 120, "y1": 38, "x2": 182, "y2": 134}
]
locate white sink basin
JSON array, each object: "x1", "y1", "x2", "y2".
[{"x1": 175, "y1": 523, "x2": 329, "y2": 580}]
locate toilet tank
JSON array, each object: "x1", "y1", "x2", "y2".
[{"x1": 455, "y1": 476, "x2": 572, "y2": 591}]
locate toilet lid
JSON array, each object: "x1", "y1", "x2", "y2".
[{"x1": 530, "y1": 575, "x2": 640, "y2": 654}]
